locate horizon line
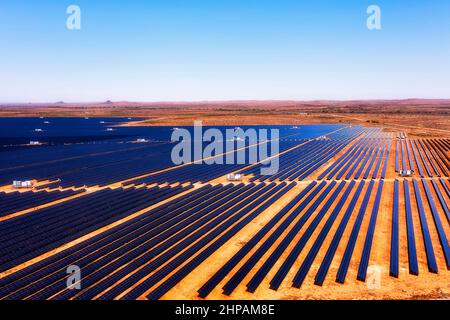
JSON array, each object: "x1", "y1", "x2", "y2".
[{"x1": 1, "y1": 98, "x2": 450, "y2": 105}]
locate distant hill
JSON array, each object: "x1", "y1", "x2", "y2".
[{"x1": 1, "y1": 99, "x2": 450, "y2": 109}]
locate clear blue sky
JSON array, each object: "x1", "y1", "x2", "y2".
[{"x1": 0, "y1": 0, "x2": 449, "y2": 102}]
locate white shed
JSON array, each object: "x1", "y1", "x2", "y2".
[{"x1": 227, "y1": 173, "x2": 242, "y2": 181}]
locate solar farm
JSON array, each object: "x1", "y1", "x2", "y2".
[{"x1": 0, "y1": 117, "x2": 449, "y2": 300}]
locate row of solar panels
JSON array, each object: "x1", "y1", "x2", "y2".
[
  {"x1": 0, "y1": 185, "x2": 191, "y2": 273},
  {"x1": 0, "y1": 189, "x2": 84, "y2": 217},
  {"x1": 199, "y1": 178, "x2": 449, "y2": 298},
  {"x1": 320, "y1": 137, "x2": 392, "y2": 180},
  {"x1": 245, "y1": 126, "x2": 368, "y2": 182},
  {"x1": 390, "y1": 179, "x2": 450, "y2": 278},
  {"x1": 396, "y1": 139, "x2": 450, "y2": 177},
  {"x1": 1, "y1": 177, "x2": 448, "y2": 300},
  {"x1": 0, "y1": 182, "x2": 296, "y2": 300},
  {"x1": 0, "y1": 142, "x2": 176, "y2": 187}
]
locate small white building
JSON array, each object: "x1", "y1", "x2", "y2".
[
  {"x1": 399, "y1": 169, "x2": 414, "y2": 177},
  {"x1": 13, "y1": 181, "x2": 33, "y2": 188},
  {"x1": 34, "y1": 128, "x2": 43, "y2": 132},
  {"x1": 227, "y1": 173, "x2": 242, "y2": 181},
  {"x1": 29, "y1": 141, "x2": 41, "y2": 146},
  {"x1": 136, "y1": 138, "x2": 148, "y2": 143}
]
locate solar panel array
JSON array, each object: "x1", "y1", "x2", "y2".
[
  {"x1": 0, "y1": 119, "x2": 448, "y2": 300},
  {"x1": 0, "y1": 182, "x2": 296, "y2": 300},
  {"x1": 0, "y1": 185, "x2": 191, "y2": 273},
  {"x1": 0, "y1": 189, "x2": 84, "y2": 217}
]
